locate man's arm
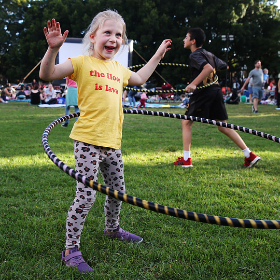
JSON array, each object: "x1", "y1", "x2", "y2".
[
  {"x1": 185, "y1": 64, "x2": 213, "y2": 93},
  {"x1": 241, "y1": 77, "x2": 251, "y2": 91}
]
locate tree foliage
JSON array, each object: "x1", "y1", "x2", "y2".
[{"x1": 1, "y1": 0, "x2": 280, "y2": 86}]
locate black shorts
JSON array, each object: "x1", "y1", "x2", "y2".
[{"x1": 185, "y1": 85, "x2": 228, "y2": 120}]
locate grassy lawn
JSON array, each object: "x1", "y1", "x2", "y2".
[{"x1": 0, "y1": 101, "x2": 280, "y2": 279}]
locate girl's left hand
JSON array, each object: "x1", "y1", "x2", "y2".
[
  {"x1": 43, "y1": 19, "x2": 69, "y2": 51},
  {"x1": 156, "y1": 39, "x2": 172, "y2": 59}
]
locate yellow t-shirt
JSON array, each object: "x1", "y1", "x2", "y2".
[{"x1": 68, "y1": 55, "x2": 131, "y2": 149}]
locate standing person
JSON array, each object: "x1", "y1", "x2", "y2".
[
  {"x1": 39, "y1": 11, "x2": 171, "y2": 273},
  {"x1": 122, "y1": 88, "x2": 128, "y2": 107},
  {"x1": 173, "y1": 28, "x2": 260, "y2": 168},
  {"x1": 276, "y1": 77, "x2": 280, "y2": 108},
  {"x1": 248, "y1": 77, "x2": 253, "y2": 103},
  {"x1": 128, "y1": 86, "x2": 137, "y2": 107},
  {"x1": 263, "y1": 68, "x2": 269, "y2": 100},
  {"x1": 263, "y1": 68, "x2": 269, "y2": 88},
  {"x1": 241, "y1": 60, "x2": 264, "y2": 113},
  {"x1": 61, "y1": 77, "x2": 79, "y2": 127},
  {"x1": 138, "y1": 92, "x2": 148, "y2": 108}
]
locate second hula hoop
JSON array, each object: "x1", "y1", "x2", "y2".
[{"x1": 124, "y1": 63, "x2": 218, "y2": 93}]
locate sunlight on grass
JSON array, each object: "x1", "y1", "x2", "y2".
[
  {"x1": 2, "y1": 147, "x2": 279, "y2": 169},
  {"x1": 1, "y1": 102, "x2": 280, "y2": 279},
  {"x1": 0, "y1": 155, "x2": 49, "y2": 166}
]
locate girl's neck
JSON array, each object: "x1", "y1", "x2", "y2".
[{"x1": 90, "y1": 54, "x2": 112, "y2": 62}]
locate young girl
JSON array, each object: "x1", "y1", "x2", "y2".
[
  {"x1": 39, "y1": 10, "x2": 171, "y2": 273},
  {"x1": 137, "y1": 92, "x2": 148, "y2": 108},
  {"x1": 61, "y1": 77, "x2": 79, "y2": 127}
]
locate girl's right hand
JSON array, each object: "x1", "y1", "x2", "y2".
[
  {"x1": 43, "y1": 19, "x2": 69, "y2": 50},
  {"x1": 156, "y1": 39, "x2": 172, "y2": 59}
]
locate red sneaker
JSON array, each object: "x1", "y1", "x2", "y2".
[
  {"x1": 173, "y1": 157, "x2": 193, "y2": 167},
  {"x1": 244, "y1": 152, "x2": 260, "y2": 168}
]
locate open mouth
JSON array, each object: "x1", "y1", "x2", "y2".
[{"x1": 105, "y1": 46, "x2": 115, "y2": 52}]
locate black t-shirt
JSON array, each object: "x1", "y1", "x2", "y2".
[
  {"x1": 30, "y1": 90, "x2": 41, "y2": 105},
  {"x1": 189, "y1": 48, "x2": 227, "y2": 94}
]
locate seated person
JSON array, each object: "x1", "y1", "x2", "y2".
[
  {"x1": 24, "y1": 85, "x2": 31, "y2": 97},
  {"x1": 268, "y1": 81, "x2": 276, "y2": 100},
  {"x1": 0, "y1": 97, "x2": 7, "y2": 103},
  {"x1": 56, "y1": 92, "x2": 65, "y2": 104},
  {"x1": 0, "y1": 89, "x2": 8, "y2": 103},
  {"x1": 4, "y1": 83, "x2": 16, "y2": 99},
  {"x1": 226, "y1": 90, "x2": 240, "y2": 104},
  {"x1": 30, "y1": 84, "x2": 41, "y2": 105},
  {"x1": 16, "y1": 86, "x2": 27, "y2": 99},
  {"x1": 1, "y1": 88, "x2": 8, "y2": 102},
  {"x1": 41, "y1": 83, "x2": 57, "y2": 104},
  {"x1": 179, "y1": 94, "x2": 189, "y2": 107},
  {"x1": 161, "y1": 82, "x2": 173, "y2": 91}
]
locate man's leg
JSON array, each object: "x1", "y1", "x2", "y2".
[
  {"x1": 217, "y1": 121, "x2": 247, "y2": 150},
  {"x1": 65, "y1": 106, "x2": 70, "y2": 124},
  {"x1": 249, "y1": 93, "x2": 252, "y2": 103},
  {"x1": 218, "y1": 122, "x2": 261, "y2": 167},
  {"x1": 61, "y1": 106, "x2": 70, "y2": 127},
  {"x1": 173, "y1": 119, "x2": 193, "y2": 167},
  {"x1": 253, "y1": 97, "x2": 258, "y2": 112},
  {"x1": 74, "y1": 106, "x2": 80, "y2": 121},
  {"x1": 182, "y1": 119, "x2": 193, "y2": 151}
]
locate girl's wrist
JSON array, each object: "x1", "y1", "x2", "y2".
[{"x1": 47, "y1": 46, "x2": 60, "y2": 54}]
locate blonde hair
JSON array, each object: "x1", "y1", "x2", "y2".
[{"x1": 83, "y1": 10, "x2": 127, "y2": 56}]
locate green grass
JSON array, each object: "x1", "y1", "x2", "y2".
[{"x1": 0, "y1": 101, "x2": 280, "y2": 279}]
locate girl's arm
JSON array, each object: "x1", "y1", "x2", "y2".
[
  {"x1": 39, "y1": 19, "x2": 74, "y2": 81},
  {"x1": 128, "y1": 39, "x2": 172, "y2": 86}
]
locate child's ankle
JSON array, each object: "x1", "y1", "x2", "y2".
[{"x1": 65, "y1": 249, "x2": 70, "y2": 257}]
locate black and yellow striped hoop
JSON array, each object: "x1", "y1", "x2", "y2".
[
  {"x1": 42, "y1": 110, "x2": 280, "y2": 229},
  {"x1": 124, "y1": 62, "x2": 218, "y2": 93}
]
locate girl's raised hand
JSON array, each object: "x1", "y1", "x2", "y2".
[
  {"x1": 156, "y1": 39, "x2": 172, "y2": 59},
  {"x1": 43, "y1": 19, "x2": 69, "y2": 50}
]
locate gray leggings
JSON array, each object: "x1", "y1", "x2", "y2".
[{"x1": 65, "y1": 141, "x2": 125, "y2": 249}]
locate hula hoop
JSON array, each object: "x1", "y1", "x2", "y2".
[
  {"x1": 124, "y1": 63, "x2": 218, "y2": 93},
  {"x1": 42, "y1": 110, "x2": 280, "y2": 229}
]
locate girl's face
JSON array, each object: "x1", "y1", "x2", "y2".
[{"x1": 90, "y1": 19, "x2": 123, "y2": 60}]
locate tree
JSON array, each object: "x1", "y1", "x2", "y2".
[
  {"x1": 1, "y1": 0, "x2": 280, "y2": 86},
  {"x1": 0, "y1": 0, "x2": 29, "y2": 83}
]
